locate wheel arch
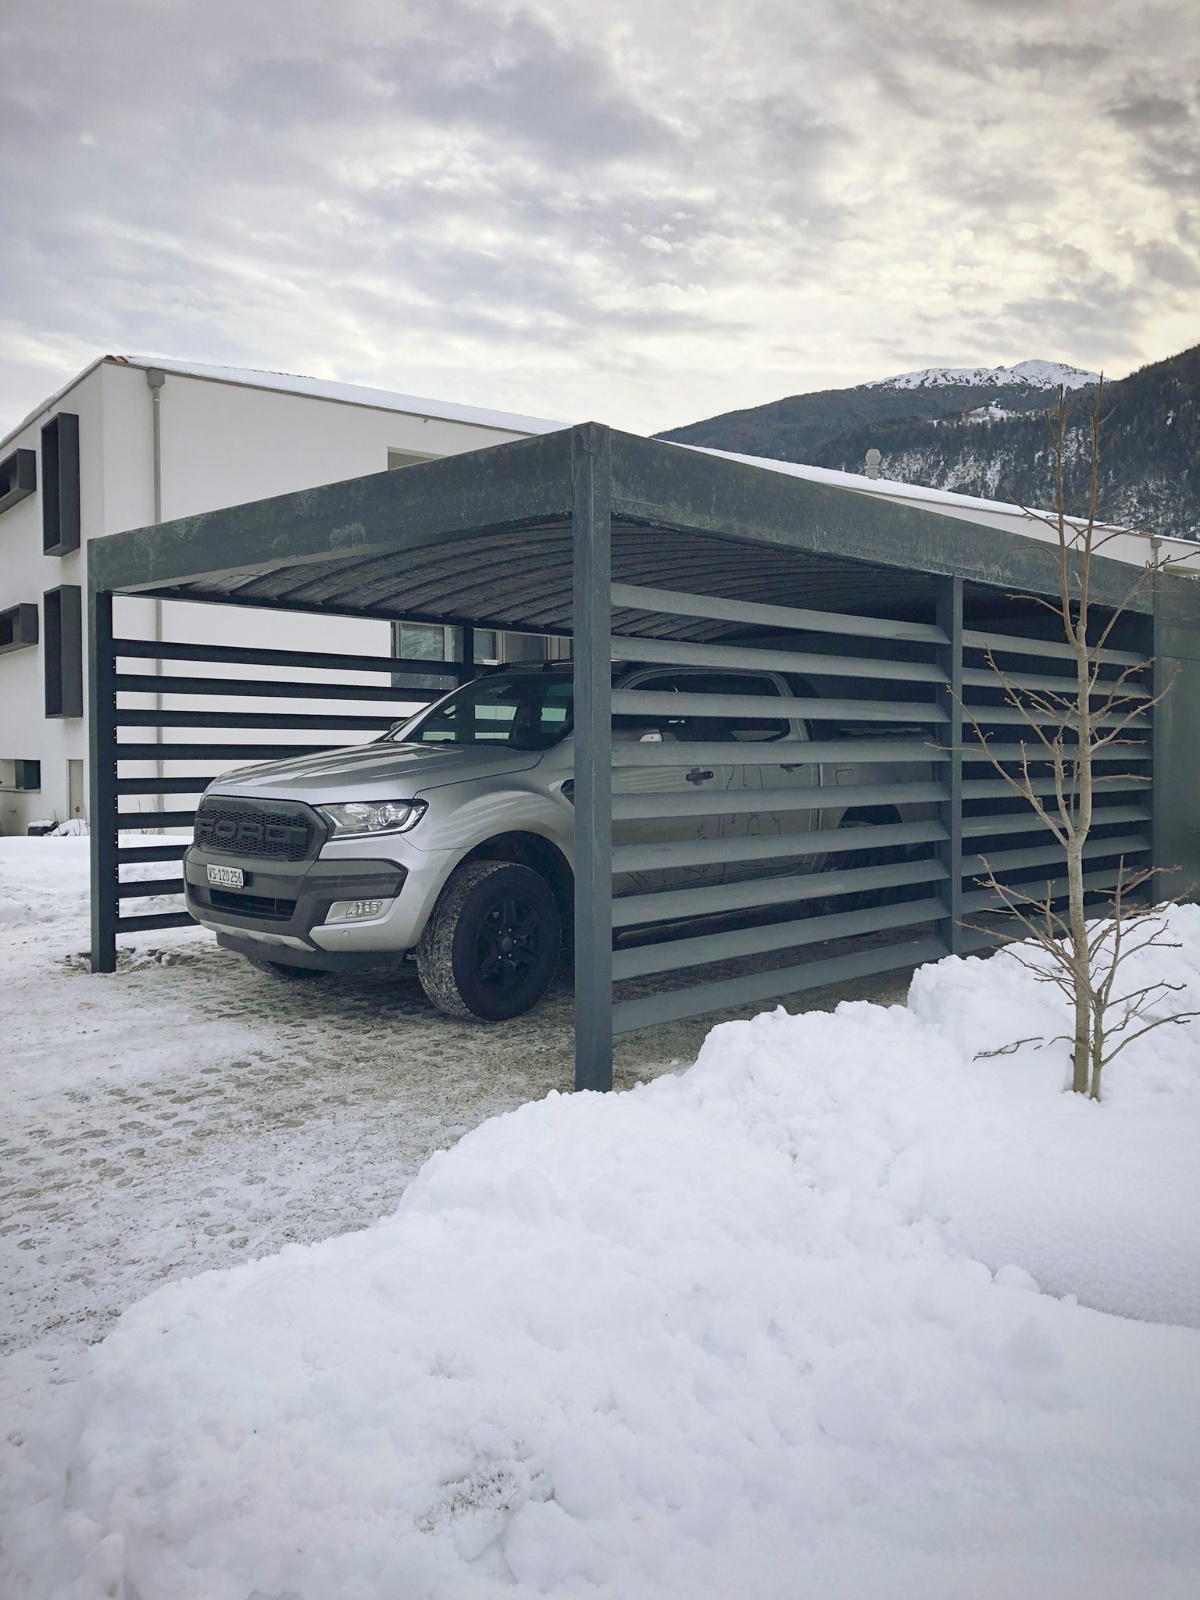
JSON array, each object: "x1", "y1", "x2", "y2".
[
  {"x1": 461, "y1": 830, "x2": 574, "y2": 927},
  {"x1": 835, "y1": 804, "x2": 903, "y2": 829}
]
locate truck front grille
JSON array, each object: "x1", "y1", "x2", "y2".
[
  {"x1": 208, "y1": 887, "x2": 298, "y2": 921},
  {"x1": 194, "y1": 797, "x2": 320, "y2": 862}
]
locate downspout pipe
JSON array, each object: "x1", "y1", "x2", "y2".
[{"x1": 146, "y1": 368, "x2": 165, "y2": 811}]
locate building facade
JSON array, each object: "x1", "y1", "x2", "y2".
[{"x1": 0, "y1": 356, "x2": 564, "y2": 833}]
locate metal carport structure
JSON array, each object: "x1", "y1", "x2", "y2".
[{"x1": 87, "y1": 423, "x2": 1200, "y2": 1091}]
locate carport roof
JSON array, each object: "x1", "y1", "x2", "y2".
[{"x1": 87, "y1": 424, "x2": 1166, "y2": 634}]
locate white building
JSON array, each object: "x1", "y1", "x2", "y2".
[{"x1": 0, "y1": 356, "x2": 564, "y2": 834}]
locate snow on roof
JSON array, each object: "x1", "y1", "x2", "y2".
[
  {"x1": 109, "y1": 356, "x2": 567, "y2": 435},
  {"x1": 676, "y1": 443, "x2": 1200, "y2": 573},
  {"x1": 1, "y1": 354, "x2": 565, "y2": 451}
]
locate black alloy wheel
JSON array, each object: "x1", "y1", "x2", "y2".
[{"x1": 476, "y1": 892, "x2": 543, "y2": 998}]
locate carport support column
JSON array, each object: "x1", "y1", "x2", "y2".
[
  {"x1": 89, "y1": 588, "x2": 119, "y2": 973},
  {"x1": 935, "y1": 576, "x2": 964, "y2": 955},
  {"x1": 572, "y1": 424, "x2": 614, "y2": 1092}
]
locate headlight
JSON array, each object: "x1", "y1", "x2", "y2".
[{"x1": 316, "y1": 800, "x2": 427, "y2": 837}]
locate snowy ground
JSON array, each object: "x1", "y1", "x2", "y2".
[
  {"x1": 3, "y1": 839, "x2": 1200, "y2": 1598},
  {"x1": 0, "y1": 837, "x2": 905, "y2": 1586}
]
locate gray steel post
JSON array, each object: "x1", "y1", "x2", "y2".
[
  {"x1": 936, "y1": 576, "x2": 964, "y2": 953},
  {"x1": 89, "y1": 588, "x2": 119, "y2": 973},
  {"x1": 571, "y1": 424, "x2": 613, "y2": 1092}
]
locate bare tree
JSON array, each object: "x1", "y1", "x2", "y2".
[{"x1": 962, "y1": 382, "x2": 1195, "y2": 1099}]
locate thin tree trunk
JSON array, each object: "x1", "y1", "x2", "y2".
[{"x1": 1065, "y1": 839, "x2": 1091, "y2": 1092}]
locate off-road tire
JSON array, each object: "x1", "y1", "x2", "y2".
[{"x1": 415, "y1": 860, "x2": 561, "y2": 1021}]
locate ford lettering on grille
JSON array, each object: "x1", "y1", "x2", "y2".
[
  {"x1": 210, "y1": 817, "x2": 308, "y2": 854},
  {"x1": 195, "y1": 799, "x2": 316, "y2": 862}
]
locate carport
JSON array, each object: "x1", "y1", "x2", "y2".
[{"x1": 87, "y1": 424, "x2": 1200, "y2": 1091}]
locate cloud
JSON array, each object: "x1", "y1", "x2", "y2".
[{"x1": 0, "y1": 0, "x2": 1196, "y2": 434}]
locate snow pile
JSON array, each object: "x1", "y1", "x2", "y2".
[{"x1": 15, "y1": 912, "x2": 1200, "y2": 1600}]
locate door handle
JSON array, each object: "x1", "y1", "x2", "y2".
[{"x1": 686, "y1": 768, "x2": 715, "y2": 785}]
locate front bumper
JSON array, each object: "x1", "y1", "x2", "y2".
[{"x1": 184, "y1": 846, "x2": 409, "y2": 966}]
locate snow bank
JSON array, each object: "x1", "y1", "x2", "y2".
[{"x1": 16, "y1": 912, "x2": 1200, "y2": 1599}]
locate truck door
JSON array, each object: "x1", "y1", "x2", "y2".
[
  {"x1": 718, "y1": 673, "x2": 821, "y2": 879},
  {"x1": 611, "y1": 670, "x2": 742, "y2": 893}
]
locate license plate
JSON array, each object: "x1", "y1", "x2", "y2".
[{"x1": 207, "y1": 864, "x2": 244, "y2": 889}]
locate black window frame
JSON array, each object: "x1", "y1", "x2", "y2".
[
  {"x1": 0, "y1": 447, "x2": 36, "y2": 517},
  {"x1": 0, "y1": 602, "x2": 39, "y2": 654},
  {"x1": 43, "y1": 584, "x2": 83, "y2": 717},
  {"x1": 41, "y1": 413, "x2": 81, "y2": 556}
]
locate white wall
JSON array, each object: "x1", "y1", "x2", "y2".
[
  {"x1": 0, "y1": 363, "x2": 106, "y2": 833},
  {"x1": 0, "y1": 359, "x2": 546, "y2": 832}
]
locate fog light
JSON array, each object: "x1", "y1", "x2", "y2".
[{"x1": 325, "y1": 897, "x2": 393, "y2": 925}]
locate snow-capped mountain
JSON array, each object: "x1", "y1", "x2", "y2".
[
  {"x1": 657, "y1": 344, "x2": 1198, "y2": 542},
  {"x1": 869, "y1": 360, "x2": 1099, "y2": 393},
  {"x1": 657, "y1": 358, "x2": 1101, "y2": 467}
]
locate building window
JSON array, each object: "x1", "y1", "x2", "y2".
[
  {"x1": 391, "y1": 621, "x2": 572, "y2": 667},
  {"x1": 42, "y1": 413, "x2": 81, "y2": 556},
  {"x1": 394, "y1": 620, "x2": 452, "y2": 661},
  {"x1": 43, "y1": 585, "x2": 83, "y2": 718},
  {"x1": 0, "y1": 602, "x2": 39, "y2": 654},
  {"x1": 0, "y1": 447, "x2": 36, "y2": 517},
  {"x1": 388, "y1": 449, "x2": 438, "y2": 471},
  {"x1": 0, "y1": 759, "x2": 41, "y2": 792}
]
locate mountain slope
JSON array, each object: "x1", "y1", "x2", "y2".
[
  {"x1": 656, "y1": 361, "x2": 1097, "y2": 463},
  {"x1": 658, "y1": 347, "x2": 1200, "y2": 541}
]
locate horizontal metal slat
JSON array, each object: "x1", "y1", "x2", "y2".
[
  {"x1": 610, "y1": 582, "x2": 949, "y2": 645},
  {"x1": 115, "y1": 709, "x2": 397, "y2": 731},
  {"x1": 612, "y1": 936, "x2": 948, "y2": 1034},
  {"x1": 613, "y1": 897, "x2": 946, "y2": 980},
  {"x1": 114, "y1": 743, "x2": 337, "y2": 762},
  {"x1": 961, "y1": 805, "x2": 1150, "y2": 839},
  {"x1": 116, "y1": 843, "x2": 188, "y2": 864},
  {"x1": 116, "y1": 810, "x2": 196, "y2": 830},
  {"x1": 611, "y1": 738, "x2": 945, "y2": 769},
  {"x1": 114, "y1": 911, "x2": 195, "y2": 934},
  {"x1": 612, "y1": 857, "x2": 948, "y2": 929},
  {"x1": 113, "y1": 674, "x2": 435, "y2": 703},
  {"x1": 967, "y1": 833, "x2": 1150, "y2": 876},
  {"x1": 116, "y1": 878, "x2": 186, "y2": 899},
  {"x1": 962, "y1": 773, "x2": 1148, "y2": 798},
  {"x1": 963, "y1": 629, "x2": 1145, "y2": 667},
  {"x1": 961, "y1": 866, "x2": 1125, "y2": 914},
  {"x1": 961, "y1": 704, "x2": 1151, "y2": 729},
  {"x1": 612, "y1": 689, "x2": 948, "y2": 724},
  {"x1": 112, "y1": 636, "x2": 467, "y2": 678},
  {"x1": 611, "y1": 635, "x2": 948, "y2": 685},
  {"x1": 116, "y1": 776, "x2": 218, "y2": 795},
  {"x1": 609, "y1": 780, "x2": 947, "y2": 823},
  {"x1": 961, "y1": 666, "x2": 1151, "y2": 698},
  {"x1": 962, "y1": 742, "x2": 1149, "y2": 764},
  {"x1": 613, "y1": 819, "x2": 946, "y2": 875}
]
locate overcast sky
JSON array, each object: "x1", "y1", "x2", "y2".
[{"x1": 1, "y1": 0, "x2": 1196, "y2": 433}]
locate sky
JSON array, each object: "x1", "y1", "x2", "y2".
[{"x1": 1, "y1": 0, "x2": 1197, "y2": 435}]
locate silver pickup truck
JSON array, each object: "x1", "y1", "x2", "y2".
[{"x1": 183, "y1": 662, "x2": 933, "y2": 1020}]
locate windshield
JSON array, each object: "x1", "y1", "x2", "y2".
[{"x1": 390, "y1": 671, "x2": 574, "y2": 751}]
